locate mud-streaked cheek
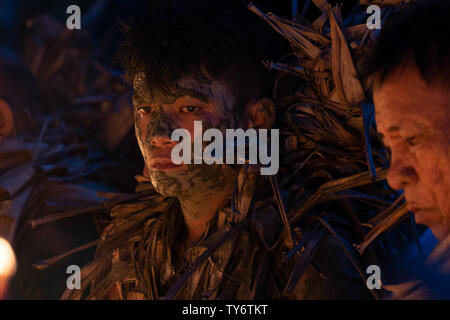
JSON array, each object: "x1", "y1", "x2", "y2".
[{"x1": 134, "y1": 113, "x2": 152, "y2": 162}]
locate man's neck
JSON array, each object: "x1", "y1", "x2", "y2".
[{"x1": 178, "y1": 186, "x2": 232, "y2": 249}]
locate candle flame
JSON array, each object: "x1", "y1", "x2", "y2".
[{"x1": 0, "y1": 237, "x2": 16, "y2": 277}]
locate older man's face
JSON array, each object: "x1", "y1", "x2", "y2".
[{"x1": 373, "y1": 66, "x2": 450, "y2": 240}]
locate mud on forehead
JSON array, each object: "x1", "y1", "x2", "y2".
[{"x1": 132, "y1": 71, "x2": 235, "y2": 107}]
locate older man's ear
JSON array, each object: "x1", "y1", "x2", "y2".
[{"x1": 244, "y1": 98, "x2": 276, "y2": 130}]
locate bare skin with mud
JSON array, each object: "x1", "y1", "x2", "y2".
[{"x1": 133, "y1": 71, "x2": 274, "y2": 252}]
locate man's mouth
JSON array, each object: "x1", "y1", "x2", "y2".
[
  {"x1": 408, "y1": 202, "x2": 425, "y2": 213},
  {"x1": 409, "y1": 207, "x2": 427, "y2": 215},
  {"x1": 407, "y1": 203, "x2": 435, "y2": 222},
  {"x1": 148, "y1": 158, "x2": 184, "y2": 171}
]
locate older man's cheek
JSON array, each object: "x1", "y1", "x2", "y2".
[{"x1": 436, "y1": 155, "x2": 450, "y2": 220}]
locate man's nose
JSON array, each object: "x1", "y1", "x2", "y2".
[{"x1": 387, "y1": 153, "x2": 419, "y2": 191}]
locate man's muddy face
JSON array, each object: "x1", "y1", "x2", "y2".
[
  {"x1": 373, "y1": 66, "x2": 450, "y2": 240},
  {"x1": 132, "y1": 73, "x2": 240, "y2": 200}
]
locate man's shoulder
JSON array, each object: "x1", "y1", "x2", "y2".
[
  {"x1": 387, "y1": 237, "x2": 450, "y2": 300},
  {"x1": 101, "y1": 195, "x2": 176, "y2": 243},
  {"x1": 61, "y1": 195, "x2": 178, "y2": 300}
]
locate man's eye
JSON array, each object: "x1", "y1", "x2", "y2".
[
  {"x1": 137, "y1": 107, "x2": 151, "y2": 114},
  {"x1": 180, "y1": 106, "x2": 201, "y2": 113},
  {"x1": 406, "y1": 135, "x2": 419, "y2": 147}
]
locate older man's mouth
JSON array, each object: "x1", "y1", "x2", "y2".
[
  {"x1": 408, "y1": 205, "x2": 427, "y2": 214},
  {"x1": 407, "y1": 205, "x2": 436, "y2": 224},
  {"x1": 407, "y1": 201, "x2": 432, "y2": 213}
]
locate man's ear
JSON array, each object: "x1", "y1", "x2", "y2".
[
  {"x1": 0, "y1": 99, "x2": 14, "y2": 140},
  {"x1": 244, "y1": 98, "x2": 276, "y2": 130}
]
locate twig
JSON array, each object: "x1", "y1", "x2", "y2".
[
  {"x1": 29, "y1": 205, "x2": 106, "y2": 229},
  {"x1": 33, "y1": 240, "x2": 100, "y2": 270},
  {"x1": 32, "y1": 117, "x2": 51, "y2": 162},
  {"x1": 356, "y1": 202, "x2": 409, "y2": 254},
  {"x1": 298, "y1": 0, "x2": 312, "y2": 24},
  {"x1": 269, "y1": 175, "x2": 296, "y2": 248},
  {"x1": 369, "y1": 193, "x2": 405, "y2": 225},
  {"x1": 28, "y1": 191, "x2": 155, "y2": 228},
  {"x1": 363, "y1": 103, "x2": 377, "y2": 180},
  {"x1": 280, "y1": 151, "x2": 317, "y2": 187},
  {"x1": 291, "y1": 167, "x2": 388, "y2": 223},
  {"x1": 283, "y1": 226, "x2": 325, "y2": 294}
]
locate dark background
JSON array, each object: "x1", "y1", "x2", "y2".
[{"x1": 0, "y1": 0, "x2": 361, "y2": 69}]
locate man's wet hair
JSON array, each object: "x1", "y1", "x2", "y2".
[
  {"x1": 118, "y1": 0, "x2": 284, "y2": 108},
  {"x1": 361, "y1": 0, "x2": 450, "y2": 89}
]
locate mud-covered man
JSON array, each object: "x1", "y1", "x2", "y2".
[{"x1": 63, "y1": 0, "x2": 371, "y2": 300}]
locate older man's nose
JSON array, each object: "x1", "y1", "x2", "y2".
[
  {"x1": 387, "y1": 155, "x2": 419, "y2": 191},
  {"x1": 150, "y1": 135, "x2": 176, "y2": 148}
]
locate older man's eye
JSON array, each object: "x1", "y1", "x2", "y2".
[
  {"x1": 180, "y1": 106, "x2": 201, "y2": 113},
  {"x1": 406, "y1": 135, "x2": 419, "y2": 147},
  {"x1": 137, "y1": 106, "x2": 151, "y2": 114}
]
